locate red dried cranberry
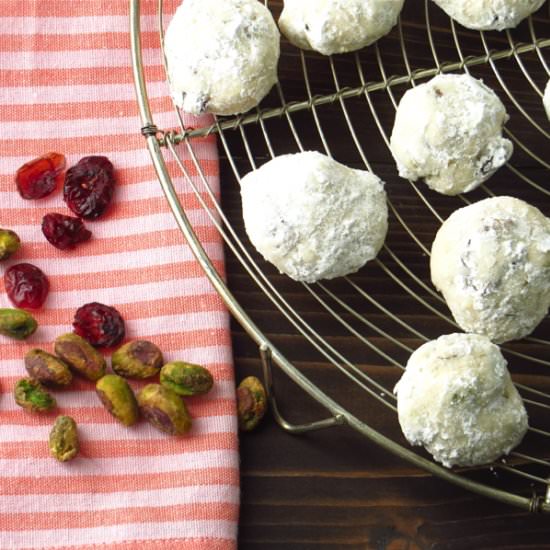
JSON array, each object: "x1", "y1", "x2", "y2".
[
  {"x1": 15, "y1": 152, "x2": 66, "y2": 200},
  {"x1": 4, "y1": 263, "x2": 50, "y2": 309},
  {"x1": 73, "y1": 302, "x2": 125, "y2": 347},
  {"x1": 42, "y1": 213, "x2": 92, "y2": 250},
  {"x1": 63, "y1": 156, "x2": 115, "y2": 220}
]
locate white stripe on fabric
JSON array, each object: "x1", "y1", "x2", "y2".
[
  {"x1": 0, "y1": 485, "x2": 240, "y2": 514},
  {"x1": 1, "y1": 520, "x2": 238, "y2": 549},
  {"x1": 0, "y1": 449, "x2": 239, "y2": 479},
  {"x1": 0, "y1": 415, "x2": 237, "y2": 441},
  {"x1": 0, "y1": 346, "x2": 232, "y2": 376}
]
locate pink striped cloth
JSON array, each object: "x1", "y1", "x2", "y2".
[{"x1": 0, "y1": 1, "x2": 238, "y2": 549}]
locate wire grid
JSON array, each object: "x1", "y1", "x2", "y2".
[{"x1": 135, "y1": 0, "x2": 550, "y2": 511}]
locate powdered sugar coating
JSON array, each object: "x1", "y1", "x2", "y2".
[
  {"x1": 278, "y1": 0, "x2": 404, "y2": 56},
  {"x1": 431, "y1": 0, "x2": 545, "y2": 31},
  {"x1": 395, "y1": 333, "x2": 528, "y2": 468},
  {"x1": 431, "y1": 197, "x2": 550, "y2": 343},
  {"x1": 164, "y1": 0, "x2": 280, "y2": 116},
  {"x1": 390, "y1": 73, "x2": 513, "y2": 195},
  {"x1": 240, "y1": 151, "x2": 388, "y2": 283},
  {"x1": 544, "y1": 80, "x2": 550, "y2": 121}
]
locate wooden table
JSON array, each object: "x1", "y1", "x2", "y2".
[{"x1": 215, "y1": 3, "x2": 550, "y2": 547}]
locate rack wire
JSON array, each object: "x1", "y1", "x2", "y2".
[{"x1": 130, "y1": 0, "x2": 550, "y2": 512}]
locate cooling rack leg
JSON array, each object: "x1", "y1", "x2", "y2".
[{"x1": 259, "y1": 344, "x2": 345, "y2": 435}]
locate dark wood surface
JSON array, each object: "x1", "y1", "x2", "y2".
[{"x1": 215, "y1": 3, "x2": 550, "y2": 548}]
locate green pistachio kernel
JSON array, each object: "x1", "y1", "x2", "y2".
[
  {"x1": 0, "y1": 308, "x2": 38, "y2": 340},
  {"x1": 237, "y1": 376, "x2": 267, "y2": 432},
  {"x1": 0, "y1": 229, "x2": 21, "y2": 261},
  {"x1": 111, "y1": 340, "x2": 163, "y2": 379},
  {"x1": 14, "y1": 378, "x2": 56, "y2": 413},
  {"x1": 49, "y1": 415, "x2": 79, "y2": 462},
  {"x1": 160, "y1": 361, "x2": 214, "y2": 397},
  {"x1": 25, "y1": 348, "x2": 73, "y2": 386},
  {"x1": 96, "y1": 374, "x2": 139, "y2": 426},
  {"x1": 54, "y1": 333, "x2": 106, "y2": 381},
  {"x1": 137, "y1": 384, "x2": 192, "y2": 436}
]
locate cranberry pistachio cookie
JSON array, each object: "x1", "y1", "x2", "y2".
[
  {"x1": 240, "y1": 151, "x2": 388, "y2": 283},
  {"x1": 395, "y1": 333, "x2": 528, "y2": 467},
  {"x1": 390, "y1": 73, "x2": 512, "y2": 195},
  {"x1": 164, "y1": 0, "x2": 280, "y2": 115},
  {"x1": 278, "y1": 0, "x2": 405, "y2": 56},
  {"x1": 431, "y1": 0, "x2": 545, "y2": 31},
  {"x1": 431, "y1": 197, "x2": 550, "y2": 343}
]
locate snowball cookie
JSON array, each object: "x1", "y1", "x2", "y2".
[
  {"x1": 431, "y1": 196, "x2": 550, "y2": 343},
  {"x1": 544, "y1": 80, "x2": 550, "y2": 121},
  {"x1": 390, "y1": 73, "x2": 513, "y2": 195},
  {"x1": 240, "y1": 151, "x2": 388, "y2": 283},
  {"x1": 164, "y1": 0, "x2": 280, "y2": 116},
  {"x1": 394, "y1": 333, "x2": 528, "y2": 468},
  {"x1": 431, "y1": 0, "x2": 545, "y2": 31},
  {"x1": 278, "y1": 0, "x2": 405, "y2": 56}
]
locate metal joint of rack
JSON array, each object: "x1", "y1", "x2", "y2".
[{"x1": 130, "y1": 0, "x2": 550, "y2": 513}]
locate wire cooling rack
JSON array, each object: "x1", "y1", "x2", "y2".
[{"x1": 130, "y1": 0, "x2": 550, "y2": 512}]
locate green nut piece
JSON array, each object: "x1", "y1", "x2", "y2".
[
  {"x1": 137, "y1": 384, "x2": 192, "y2": 436},
  {"x1": 54, "y1": 333, "x2": 106, "y2": 381},
  {"x1": 0, "y1": 308, "x2": 38, "y2": 340},
  {"x1": 25, "y1": 349, "x2": 73, "y2": 387},
  {"x1": 0, "y1": 228, "x2": 21, "y2": 261},
  {"x1": 14, "y1": 378, "x2": 56, "y2": 413},
  {"x1": 160, "y1": 361, "x2": 214, "y2": 397},
  {"x1": 111, "y1": 340, "x2": 163, "y2": 379},
  {"x1": 49, "y1": 415, "x2": 79, "y2": 462},
  {"x1": 237, "y1": 376, "x2": 267, "y2": 432},
  {"x1": 96, "y1": 374, "x2": 139, "y2": 426}
]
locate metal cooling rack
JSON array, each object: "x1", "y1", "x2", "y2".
[{"x1": 130, "y1": 0, "x2": 550, "y2": 512}]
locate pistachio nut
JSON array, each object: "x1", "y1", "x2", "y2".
[
  {"x1": 96, "y1": 374, "x2": 139, "y2": 426},
  {"x1": 111, "y1": 340, "x2": 163, "y2": 379},
  {"x1": 0, "y1": 228, "x2": 21, "y2": 261},
  {"x1": 54, "y1": 333, "x2": 106, "y2": 381},
  {"x1": 49, "y1": 415, "x2": 79, "y2": 462},
  {"x1": 237, "y1": 376, "x2": 267, "y2": 432},
  {"x1": 137, "y1": 384, "x2": 192, "y2": 436},
  {"x1": 0, "y1": 308, "x2": 38, "y2": 340},
  {"x1": 25, "y1": 348, "x2": 73, "y2": 386},
  {"x1": 160, "y1": 361, "x2": 214, "y2": 396},
  {"x1": 14, "y1": 378, "x2": 56, "y2": 413}
]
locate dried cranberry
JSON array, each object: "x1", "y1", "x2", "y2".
[
  {"x1": 42, "y1": 213, "x2": 92, "y2": 250},
  {"x1": 63, "y1": 156, "x2": 115, "y2": 220},
  {"x1": 4, "y1": 263, "x2": 50, "y2": 309},
  {"x1": 15, "y1": 152, "x2": 66, "y2": 200},
  {"x1": 73, "y1": 302, "x2": 125, "y2": 347}
]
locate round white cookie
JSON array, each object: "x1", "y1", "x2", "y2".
[
  {"x1": 164, "y1": 0, "x2": 280, "y2": 116},
  {"x1": 278, "y1": 0, "x2": 405, "y2": 56},
  {"x1": 390, "y1": 73, "x2": 513, "y2": 195},
  {"x1": 544, "y1": 80, "x2": 550, "y2": 121},
  {"x1": 240, "y1": 151, "x2": 388, "y2": 283},
  {"x1": 395, "y1": 333, "x2": 528, "y2": 468},
  {"x1": 431, "y1": 196, "x2": 550, "y2": 343},
  {"x1": 431, "y1": 0, "x2": 545, "y2": 31}
]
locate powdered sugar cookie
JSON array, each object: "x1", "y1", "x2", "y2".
[
  {"x1": 390, "y1": 73, "x2": 513, "y2": 195},
  {"x1": 164, "y1": 0, "x2": 280, "y2": 116},
  {"x1": 430, "y1": 197, "x2": 550, "y2": 343},
  {"x1": 279, "y1": 0, "x2": 404, "y2": 56},
  {"x1": 240, "y1": 151, "x2": 388, "y2": 283},
  {"x1": 395, "y1": 333, "x2": 528, "y2": 468},
  {"x1": 431, "y1": 0, "x2": 545, "y2": 31}
]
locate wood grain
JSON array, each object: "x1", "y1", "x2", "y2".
[{"x1": 214, "y1": 2, "x2": 550, "y2": 548}]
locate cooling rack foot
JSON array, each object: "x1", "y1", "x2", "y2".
[{"x1": 259, "y1": 344, "x2": 346, "y2": 435}]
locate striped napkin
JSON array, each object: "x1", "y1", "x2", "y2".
[{"x1": 0, "y1": 1, "x2": 239, "y2": 548}]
